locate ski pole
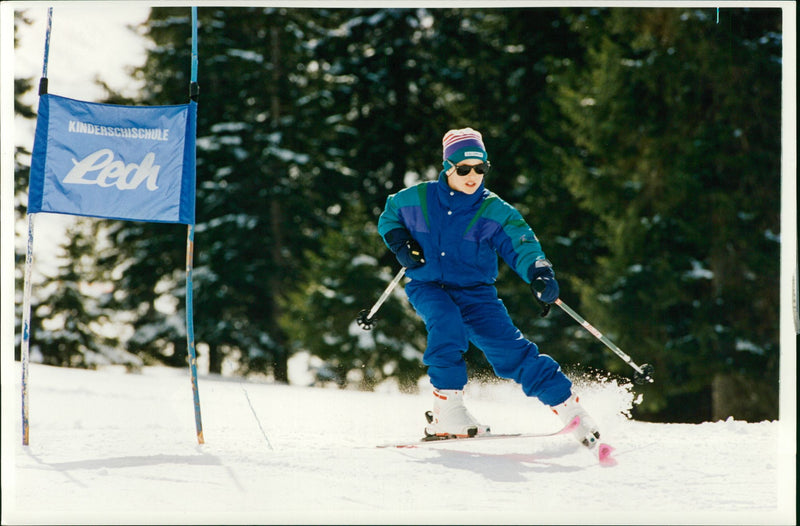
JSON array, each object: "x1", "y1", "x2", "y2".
[
  {"x1": 357, "y1": 267, "x2": 406, "y2": 330},
  {"x1": 553, "y1": 298, "x2": 654, "y2": 384},
  {"x1": 532, "y1": 283, "x2": 654, "y2": 384}
]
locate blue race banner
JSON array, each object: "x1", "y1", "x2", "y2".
[{"x1": 28, "y1": 94, "x2": 196, "y2": 224}]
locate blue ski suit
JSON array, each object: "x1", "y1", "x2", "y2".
[{"x1": 378, "y1": 171, "x2": 572, "y2": 406}]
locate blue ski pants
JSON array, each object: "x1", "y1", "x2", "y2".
[{"x1": 405, "y1": 280, "x2": 572, "y2": 407}]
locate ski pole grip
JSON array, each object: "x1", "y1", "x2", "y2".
[{"x1": 531, "y1": 279, "x2": 551, "y2": 317}]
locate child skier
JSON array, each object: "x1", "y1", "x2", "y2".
[{"x1": 378, "y1": 128, "x2": 601, "y2": 448}]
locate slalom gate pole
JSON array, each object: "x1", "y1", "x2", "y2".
[
  {"x1": 356, "y1": 267, "x2": 406, "y2": 330},
  {"x1": 185, "y1": 6, "x2": 204, "y2": 445},
  {"x1": 552, "y1": 298, "x2": 655, "y2": 384},
  {"x1": 20, "y1": 215, "x2": 36, "y2": 446},
  {"x1": 186, "y1": 225, "x2": 203, "y2": 444},
  {"x1": 21, "y1": 7, "x2": 54, "y2": 446}
]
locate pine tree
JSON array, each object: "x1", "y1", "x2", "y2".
[
  {"x1": 551, "y1": 8, "x2": 781, "y2": 421},
  {"x1": 281, "y1": 203, "x2": 426, "y2": 391},
  {"x1": 58, "y1": 6, "x2": 783, "y2": 422},
  {"x1": 32, "y1": 221, "x2": 139, "y2": 368},
  {"x1": 97, "y1": 8, "x2": 366, "y2": 379}
]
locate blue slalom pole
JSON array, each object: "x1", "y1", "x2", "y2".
[
  {"x1": 186, "y1": 5, "x2": 204, "y2": 444},
  {"x1": 191, "y1": 6, "x2": 198, "y2": 84},
  {"x1": 42, "y1": 8, "x2": 52, "y2": 77},
  {"x1": 22, "y1": 6, "x2": 54, "y2": 446},
  {"x1": 20, "y1": 214, "x2": 36, "y2": 446},
  {"x1": 39, "y1": 6, "x2": 52, "y2": 94},
  {"x1": 186, "y1": 223, "x2": 203, "y2": 444}
]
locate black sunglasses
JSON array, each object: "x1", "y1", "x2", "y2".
[{"x1": 448, "y1": 160, "x2": 491, "y2": 176}]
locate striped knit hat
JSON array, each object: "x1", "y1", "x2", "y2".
[{"x1": 442, "y1": 128, "x2": 488, "y2": 164}]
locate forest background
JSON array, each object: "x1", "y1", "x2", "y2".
[{"x1": 12, "y1": 6, "x2": 785, "y2": 423}]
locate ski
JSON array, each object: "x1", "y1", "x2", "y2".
[
  {"x1": 377, "y1": 415, "x2": 580, "y2": 449},
  {"x1": 377, "y1": 416, "x2": 618, "y2": 466}
]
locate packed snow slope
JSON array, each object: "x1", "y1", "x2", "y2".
[{"x1": 2, "y1": 363, "x2": 795, "y2": 525}]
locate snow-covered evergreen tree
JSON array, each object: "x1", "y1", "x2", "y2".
[{"x1": 32, "y1": 221, "x2": 141, "y2": 369}]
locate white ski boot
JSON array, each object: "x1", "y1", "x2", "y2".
[
  {"x1": 551, "y1": 393, "x2": 601, "y2": 448},
  {"x1": 424, "y1": 389, "x2": 490, "y2": 438}
]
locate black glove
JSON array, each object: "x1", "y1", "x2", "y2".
[
  {"x1": 384, "y1": 228, "x2": 426, "y2": 269},
  {"x1": 528, "y1": 260, "x2": 559, "y2": 304},
  {"x1": 397, "y1": 239, "x2": 425, "y2": 269}
]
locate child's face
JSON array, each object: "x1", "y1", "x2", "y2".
[{"x1": 446, "y1": 159, "x2": 485, "y2": 195}]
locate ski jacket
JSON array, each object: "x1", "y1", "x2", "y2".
[{"x1": 378, "y1": 171, "x2": 549, "y2": 288}]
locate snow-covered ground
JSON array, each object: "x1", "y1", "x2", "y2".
[{"x1": 1, "y1": 362, "x2": 795, "y2": 525}]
